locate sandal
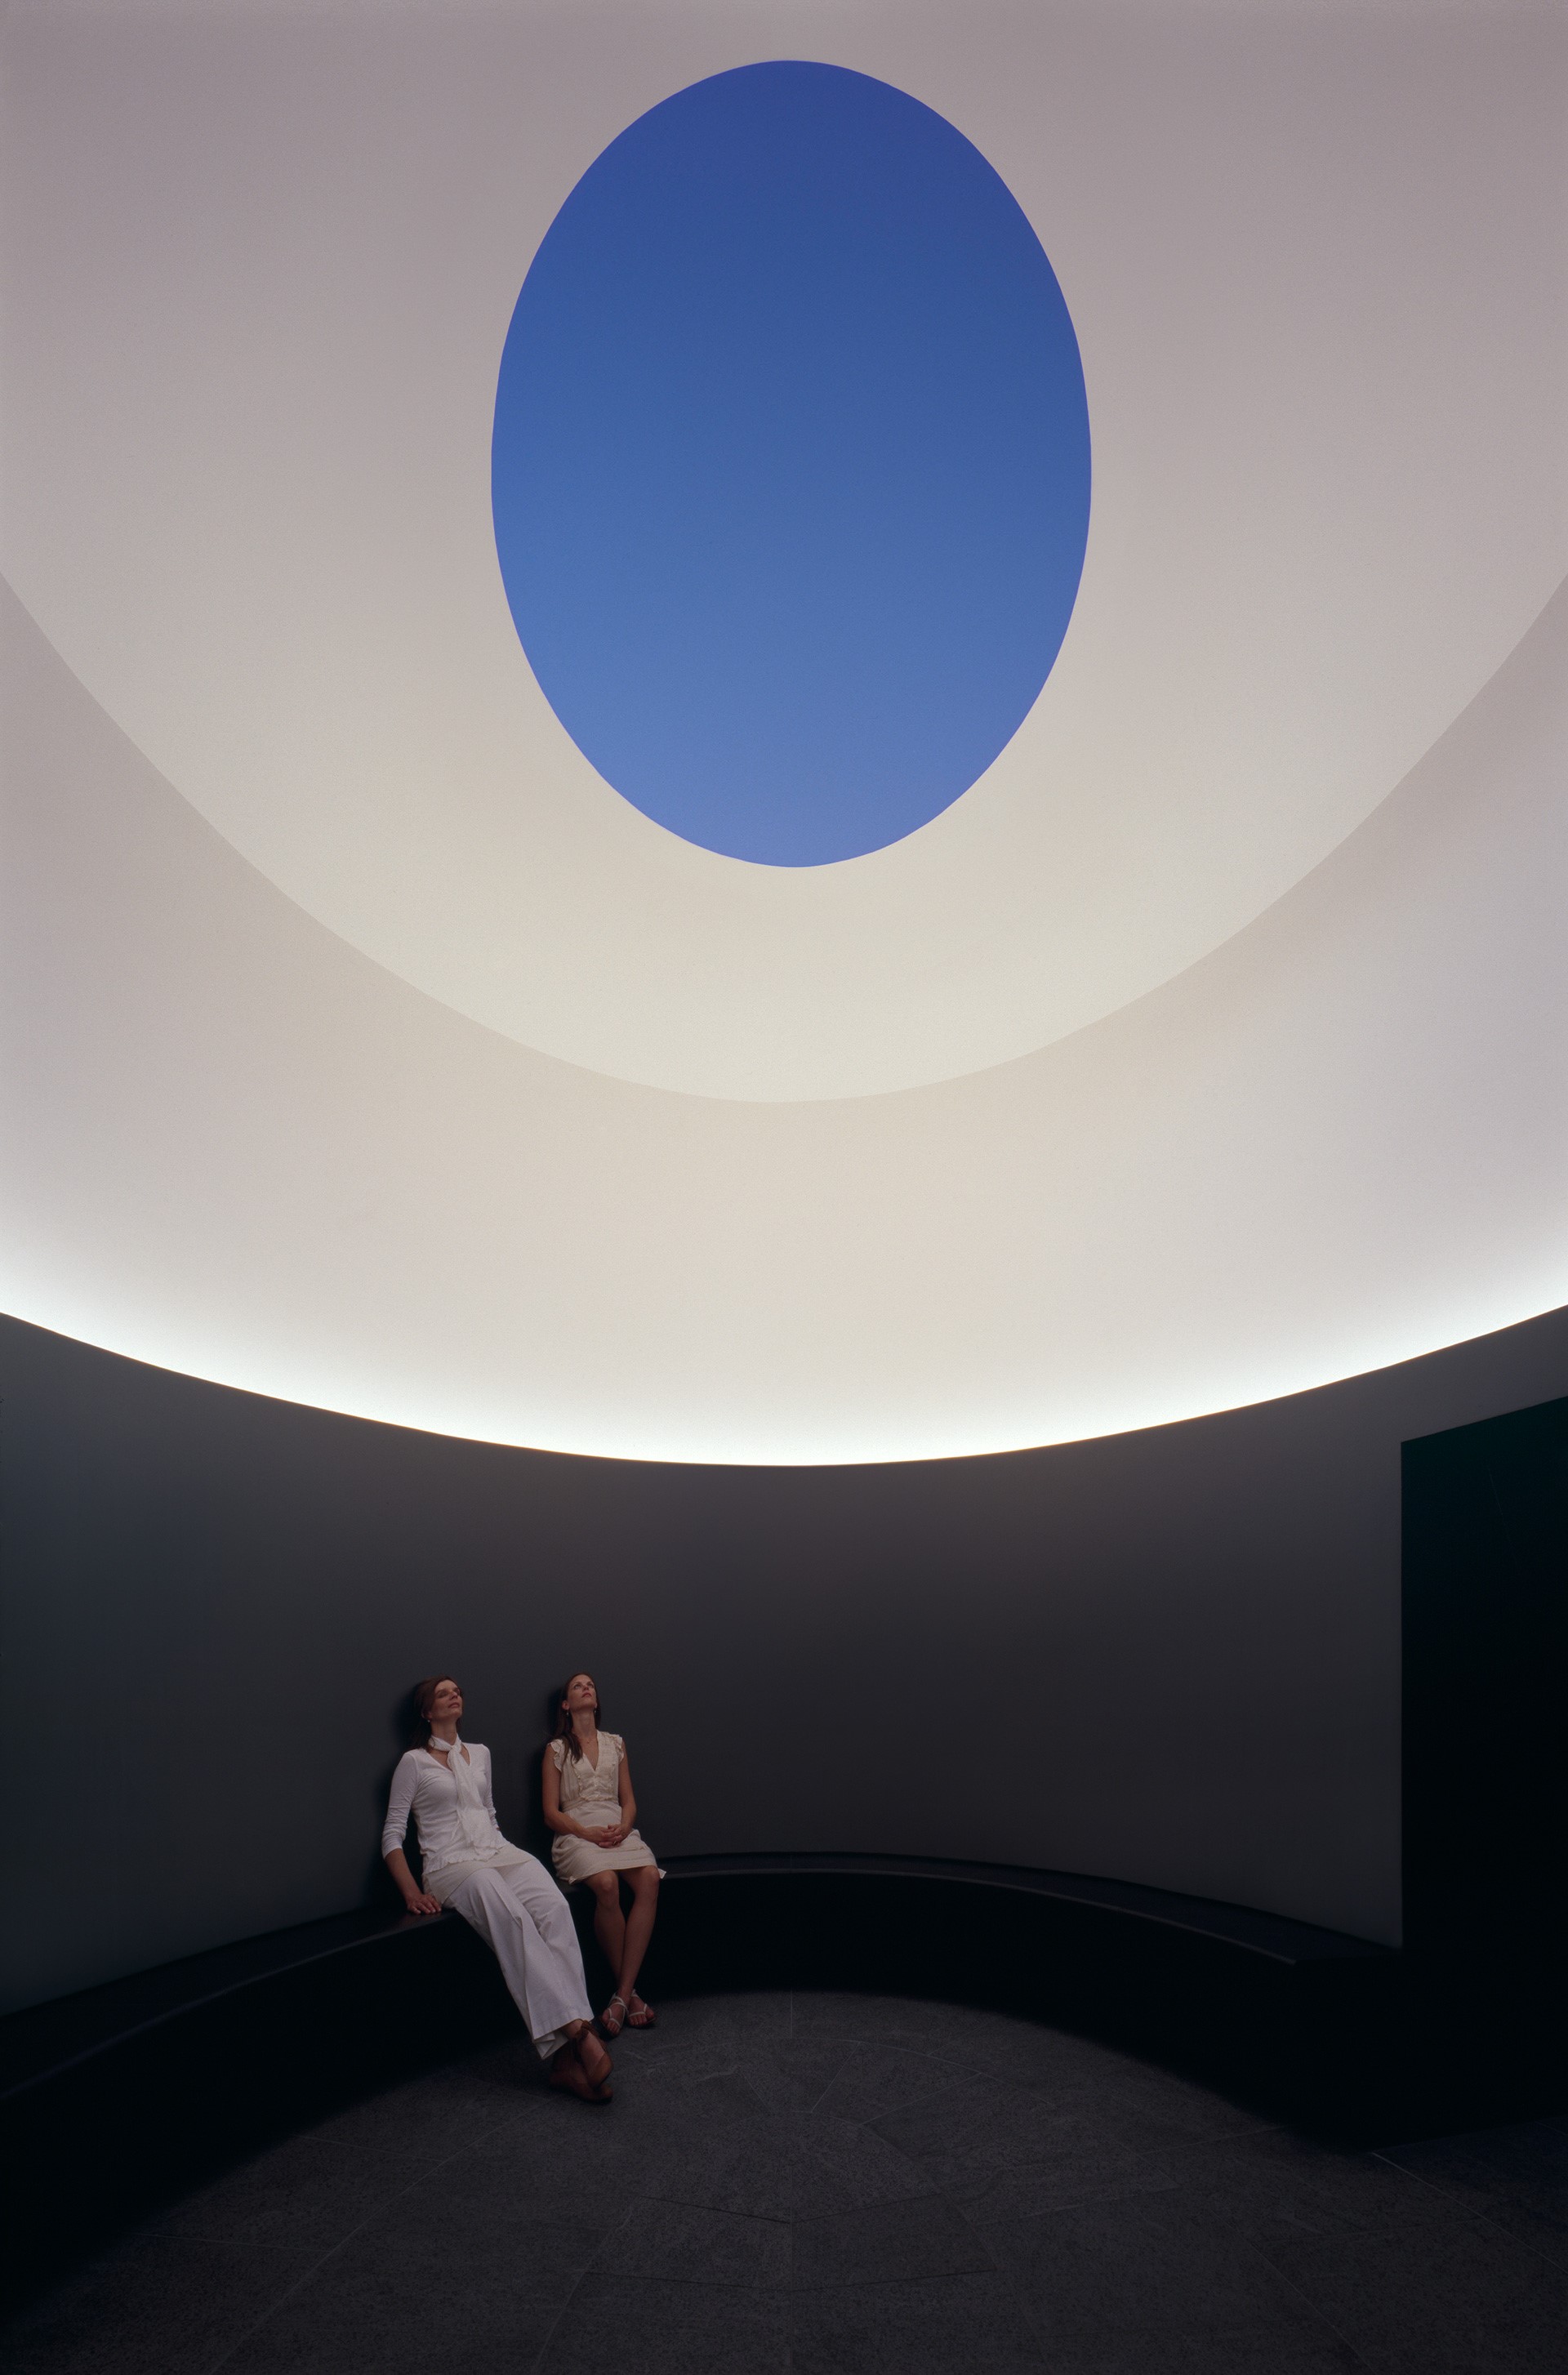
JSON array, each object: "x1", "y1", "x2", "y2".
[
  {"x1": 598, "y1": 1994, "x2": 629, "y2": 2039},
  {"x1": 626, "y1": 1994, "x2": 657, "y2": 2029}
]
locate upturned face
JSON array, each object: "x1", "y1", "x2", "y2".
[
  {"x1": 428, "y1": 1678, "x2": 464, "y2": 1726},
  {"x1": 564, "y1": 1673, "x2": 599, "y2": 1720}
]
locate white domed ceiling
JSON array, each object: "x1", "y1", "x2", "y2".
[{"x1": 2, "y1": 0, "x2": 1565, "y2": 1462}]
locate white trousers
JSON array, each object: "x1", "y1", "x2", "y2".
[{"x1": 445, "y1": 1853, "x2": 593, "y2": 2060}]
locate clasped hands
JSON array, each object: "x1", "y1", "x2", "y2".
[{"x1": 588, "y1": 1823, "x2": 626, "y2": 1849}]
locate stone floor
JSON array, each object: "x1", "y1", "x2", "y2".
[{"x1": 5, "y1": 1991, "x2": 1567, "y2": 2373}]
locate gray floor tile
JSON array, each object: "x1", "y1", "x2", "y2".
[
  {"x1": 0, "y1": 2236, "x2": 314, "y2": 2375},
  {"x1": 1166, "y1": 2124, "x2": 1516, "y2": 2248},
  {"x1": 942, "y1": 2129, "x2": 1177, "y2": 2223},
  {"x1": 792, "y1": 2189, "x2": 991, "y2": 2287},
  {"x1": 352, "y1": 2181, "x2": 613, "y2": 2277},
  {"x1": 790, "y1": 2269, "x2": 1045, "y2": 2372},
  {"x1": 811, "y1": 2003, "x2": 1141, "y2": 2101},
  {"x1": 300, "y1": 2055, "x2": 539, "y2": 2154},
  {"x1": 740, "y1": 2039, "x2": 855, "y2": 2114},
  {"x1": 995, "y1": 2028, "x2": 1153, "y2": 2086},
  {"x1": 608, "y1": 2022, "x2": 782, "y2": 2092},
  {"x1": 147, "y1": 2132, "x2": 412, "y2": 2253},
  {"x1": 220, "y1": 2211, "x2": 586, "y2": 2372},
  {"x1": 642, "y1": 2063, "x2": 785, "y2": 2128},
  {"x1": 865, "y1": 2069, "x2": 1017, "y2": 2160},
  {"x1": 603, "y1": 2069, "x2": 800, "y2": 2216},
  {"x1": 588, "y1": 2197, "x2": 791, "y2": 2287},
  {"x1": 644, "y1": 2105, "x2": 937, "y2": 2225},
  {"x1": 808, "y1": 2040, "x2": 979, "y2": 2125},
  {"x1": 789, "y1": 1993, "x2": 998, "y2": 2065},
  {"x1": 878, "y1": 2082, "x2": 1180, "y2": 2208},
  {"x1": 1093, "y1": 2064, "x2": 1281, "y2": 2155},
  {"x1": 1159, "y1": 2124, "x2": 1568, "y2": 2372},
  {"x1": 1376, "y1": 2119, "x2": 1568, "y2": 2268},
  {"x1": 789, "y1": 2112, "x2": 945, "y2": 2218},
  {"x1": 534, "y1": 2271, "x2": 789, "y2": 2373},
  {"x1": 394, "y1": 2114, "x2": 650, "y2": 2231},
  {"x1": 8, "y1": 1994, "x2": 1564, "y2": 2375},
  {"x1": 649, "y1": 2140, "x2": 787, "y2": 2223},
  {"x1": 1258, "y1": 2202, "x2": 1568, "y2": 2374},
  {"x1": 920, "y1": 2012, "x2": 1138, "y2": 2087},
  {"x1": 992, "y1": 2188, "x2": 1355, "y2": 2358},
  {"x1": 658, "y1": 1990, "x2": 796, "y2": 2049},
  {"x1": 1027, "y1": 2333, "x2": 1365, "y2": 2374},
  {"x1": 864, "y1": 2061, "x2": 1192, "y2": 2205}
]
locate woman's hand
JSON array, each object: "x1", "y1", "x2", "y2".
[
  {"x1": 385, "y1": 1846, "x2": 439, "y2": 1917},
  {"x1": 593, "y1": 1825, "x2": 625, "y2": 1848}
]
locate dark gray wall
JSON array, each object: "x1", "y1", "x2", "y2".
[{"x1": 6, "y1": 1304, "x2": 1568, "y2": 2012}]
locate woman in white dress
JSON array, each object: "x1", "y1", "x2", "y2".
[
  {"x1": 383, "y1": 1674, "x2": 613, "y2": 2103},
  {"x1": 542, "y1": 1671, "x2": 662, "y2": 2039}
]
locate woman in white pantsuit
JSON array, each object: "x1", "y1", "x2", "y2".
[
  {"x1": 542, "y1": 1671, "x2": 662, "y2": 2039},
  {"x1": 382, "y1": 1675, "x2": 612, "y2": 2103}
]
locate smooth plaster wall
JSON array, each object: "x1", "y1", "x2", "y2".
[{"x1": 7, "y1": 1303, "x2": 1568, "y2": 2014}]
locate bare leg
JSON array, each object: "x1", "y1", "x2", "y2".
[
  {"x1": 586, "y1": 1871, "x2": 626, "y2": 1991},
  {"x1": 617, "y1": 1869, "x2": 661, "y2": 2010}
]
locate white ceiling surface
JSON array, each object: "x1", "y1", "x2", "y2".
[
  {"x1": 3, "y1": 0, "x2": 1566, "y2": 1465},
  {"x1": 4, "y1": 568, "x2": 1565, "y2": 1464},
  {"x1": 3, "y1": 2, "x2": 1565, "y2": 1103}
]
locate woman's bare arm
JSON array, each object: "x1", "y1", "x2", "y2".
[
  {"x1": 385, "y1": 1846, "x2": 440, "y2": 1917},
  {"x1": 607, "y1": 1749, "x2": 637, "y2": 1847}
]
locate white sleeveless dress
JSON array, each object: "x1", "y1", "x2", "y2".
[{"x1": 550, "y1": 1732, "x2": 663, "y2": 1884}]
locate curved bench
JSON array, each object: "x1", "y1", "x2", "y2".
[
  {"x1": 0, "y1": 1857, "x2": 1392, "y2": 2306},
  {"x1": 648, "y1": 1853, "x2": 1396, "y2": 2132},
  {"x1": 660, "y1": 1850, "x2": 1389, "y2": 1962}
]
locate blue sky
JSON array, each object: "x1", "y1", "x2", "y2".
[{"x1": 493, "y1": 60, "x2": 1090, "y2": 867}]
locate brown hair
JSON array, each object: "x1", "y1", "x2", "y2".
[
  {"x1": 410, "y1": 1674, "x2": 458, "y2": 1743},
  {"x1": 550, "y1": 1671, "x2": 600, "y2": 1763}
]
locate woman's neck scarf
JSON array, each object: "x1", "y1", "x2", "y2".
[{"x1": 428, "y1": 1735, "x2": 497, "y2": 1856}]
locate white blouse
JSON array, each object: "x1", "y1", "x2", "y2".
[{"x1": 381, "y1": 1743, "x2": 513, "y2": 1879}]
